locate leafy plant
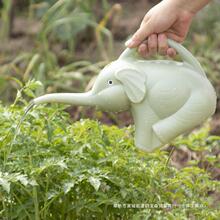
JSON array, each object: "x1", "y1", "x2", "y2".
[
  {"x1": 0, "y1": 0, "x2": 114, "y2": 103},
  {"x1": 0, "y1": 81, "x2": 219, "y2": 219}
]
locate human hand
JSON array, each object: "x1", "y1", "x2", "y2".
[{"x1": 125, "y1": 0, "x2": 195, "y2": 57}]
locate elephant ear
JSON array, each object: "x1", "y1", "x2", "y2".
[{"x1": 115, "y1": 68, "x2": 147, "y2": 103}]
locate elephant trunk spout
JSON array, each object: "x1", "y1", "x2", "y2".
[{"x1": 33, "y1": 91, "x2": 96, "y2": 106}]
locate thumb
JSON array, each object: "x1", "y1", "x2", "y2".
[{"x1": 125, "y1": 21, "x2": 154, "y2": 48}]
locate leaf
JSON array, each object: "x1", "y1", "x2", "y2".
[
  {"x1": 22, "y1": 80, "x2": 43, "y2": 98},
  {"x1": 46, "y1": 121, "x2": 54, "y2": 142},
  {"x1": 88, "y1": 176, "x2": 101, "y2": 191},
  {"x1": 0, "y1": 177, "x2": 10, "y2": 193},
  {"x1": 120, "y1": 189, "x2": 127, "y2": 199},
  {"x1": 23, "y1": 88, "x2": 35, "y2": 98},
  {"x1": 47, "y1": 190, "x2": 59, "y2": 200},
  {"x1": 63, "y1": 182, "x2": 74, "y2": 194},
  {"x1": 29, "y1": 179, "x2": 38, "y2": 186},
  {"x1": 9, "y1": 77, "x2": 23, "y2": 88},
  {"x1": 27, "y1": 80, "x2": 43, "y2": 90},
  {"x1": 16, "y1": 174, "x2": 29, "y2": 186},
  {"x1": 52, "y1": 11, "x2": 91, "y2": 41},
  {"x1": 16, "y1": 90, "x2": 22, "y2": 99},
  {"x1": 56, "y1": 160, "x2": 68, "y2": 170},
  {"x1": 23, "y1": 54, "x2": 40, "y2": 80}
]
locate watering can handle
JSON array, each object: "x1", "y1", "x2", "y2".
[{"x1": 119, "y1": 39, "x2": 206, "y2": 77}]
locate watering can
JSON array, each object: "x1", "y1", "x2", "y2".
[{"x1": 33, "y1": 39, "x2": 217, "y2": 152}]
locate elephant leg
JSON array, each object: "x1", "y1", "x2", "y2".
[
  {"x1": 131, "y1": 101, "x2": 163, "y2": 152},
  {"x1": 152, "y1": 91, "x2": 214, "y2": 144}
]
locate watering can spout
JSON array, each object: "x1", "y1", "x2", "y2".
[{"x1": 33, "y1": 91, "x2": 96, "y2": 106}]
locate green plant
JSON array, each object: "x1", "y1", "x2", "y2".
[
  {"x1": 0, "y1": 0, "x2": 113, "y2": 103},
  {"x1": 0, "y1": 51, "x2": 107, "y2": 103},
  {"x1": 0, "y1": 81, "x2": 219, "y2": 219},
  {"x1": 186, "y1": 0, "x2": 220, "y2": 98},
  {"x1": 35, "y1": 0, "x2": 113, "y2": 58},
  {"x1": 0, "y1": 0, "x2": 13, "y2": 41}
]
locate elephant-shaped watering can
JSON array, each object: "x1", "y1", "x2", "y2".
[{"x1": 33, "y1": 39, "x2": 217, "y2": 152}]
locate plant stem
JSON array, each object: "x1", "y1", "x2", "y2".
[
  {"x1": 33, "y1": 186, "x2": 40, "y2": 220},
  {"x1": 165, "y1": 145, "x2": 175, "y2": 167},
  {"x1": 0, "y1": 0, "x2": 13, "y2": 41}
]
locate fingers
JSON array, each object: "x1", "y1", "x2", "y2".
[
  {"x1": 137, "y1": 34, "x2": 159, "y2": 58},
  {"x1": 148, "y1": 34, "x2": 158, "y2": 55},
  {"x1": 125, "y1": 21, "x2": 153, "y2": 48},
  {"x1": 138, "y1": 40, "x2": 148, "y2": 57},
  {"x1": 158, "y1": 34, "x2": 168, "y2": 55},
  {"x1": 167, "y1": 48, "x2": 177, "y2": 57},
  {"x1": 136, "y1": 33, "x2": 177, "y2": 58}
]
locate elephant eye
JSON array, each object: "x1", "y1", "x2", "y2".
[{"x1": 107, "y1": 80, "x2": 113, "y2": 85}]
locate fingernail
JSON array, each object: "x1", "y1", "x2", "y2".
[{"x1": 125, "y1": 39, "x2": 134, "y2": 47}]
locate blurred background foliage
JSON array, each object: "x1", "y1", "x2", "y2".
[{"x1": 188, "y1": 1, "x2": 220, "y2": 102}]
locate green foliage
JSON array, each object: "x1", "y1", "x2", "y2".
[
  {"x1": 0, "y1": 0, "x2": 112, "y2": 103},
  {"x1": 0, "y1": 52, "x2": 107, "y2": 103},
  {"x1": 38, "y1": 0, "x2": 93, "y2": 50},
  {"x1": 0, "y1": 81, "x2": 219, "y2": 219},
  {"x1": 187, "y1": 1, "x2": 220, "y2": 97},
  {"x1": 0, "y1": 0, "x2": 12, "y2": 40},
  {"x1": 33, "y1": 0, "x2": 112, "y2": 55}
]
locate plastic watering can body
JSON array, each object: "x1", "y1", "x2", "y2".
[{"x1": 33, "y1": 39, "x2": 217, "y2": 152}]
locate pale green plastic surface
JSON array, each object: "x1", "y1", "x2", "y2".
[{"x1": 33, "y1": 39, "x2": 217, "y2": 152}]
